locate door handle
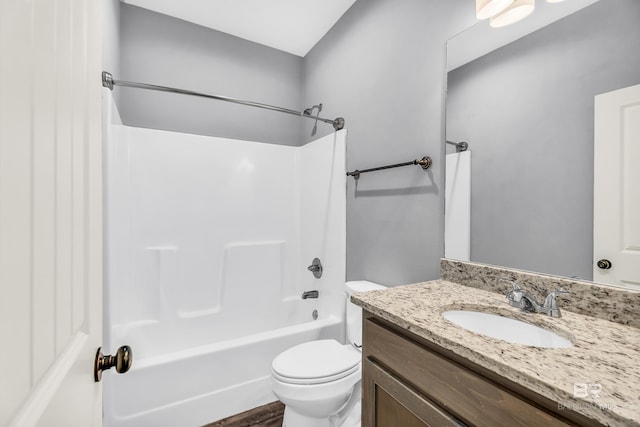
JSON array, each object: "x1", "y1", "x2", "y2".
[
  {"x1": 597, "y1": 259, "x2": 612, "y2": 270},
  {"x1": 94, "y1": 345, "x2": 133, "y2": 382}
]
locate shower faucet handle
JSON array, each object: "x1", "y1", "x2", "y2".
[{"x1": 307, "y1": 258, "x2": 323, "y2": 278}]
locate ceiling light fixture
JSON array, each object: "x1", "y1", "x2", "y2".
[
  {"x1": 489, "y1": 0, "x2": 536, "y2": 28},
  {"x1": 476, "y1": 0, "x2": 515, "y2": 20}
]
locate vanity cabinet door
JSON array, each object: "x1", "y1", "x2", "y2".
[{"x1": 362, "y1": 357, "x2": 464, "y2": 427}]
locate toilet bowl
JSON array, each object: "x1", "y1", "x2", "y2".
[{"x1": 271, "y1": 281, "x2": 387, "y2": 427}]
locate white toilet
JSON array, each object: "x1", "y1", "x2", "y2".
[{"x1": 271, "y1": 281, "x2": 387, "y2": 427}]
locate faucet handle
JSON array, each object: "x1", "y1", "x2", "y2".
[
  {"x1": 307, "y1": 258, "x2": 323, "y2": 278},
  {"x1": 501, "y1": 279, "x2": 523, "y2": 302},
  {"x1": 543, "y1": 290, "x2": 569, "y2": 317},
  {"x1": 544, "y1": 290, "x2": 569, "y2": 305}
]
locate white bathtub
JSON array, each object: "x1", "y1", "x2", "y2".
[{"x1": 103, "y1": 315, "x2": 343, "y2": 427}]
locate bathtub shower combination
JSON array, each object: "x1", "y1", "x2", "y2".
[{"x1": 102, "y1": 90, "x2": 346, "y2": 427}]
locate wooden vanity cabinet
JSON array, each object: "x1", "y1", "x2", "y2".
[{"x1": 361, "y1": 312, "x2": 602, "y2": 427}]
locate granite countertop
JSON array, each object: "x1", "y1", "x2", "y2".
[{"x1": 352, "y1": 280, "x2": 640, "y2": 426}]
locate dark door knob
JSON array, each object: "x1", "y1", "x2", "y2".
[
  {"x1": 597, "y1": 259, "x2": 612, "y2": 270},
  {"x1": 94, "y1": 345, "x2": 133, "y2": 382}
]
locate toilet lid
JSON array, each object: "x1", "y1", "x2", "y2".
[{"x1": 272, "y1": 339, "x2": 360, "y2": 385}]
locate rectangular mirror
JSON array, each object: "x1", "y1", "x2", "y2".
[{"x1": 445, "y1": 0, "x2": 640, "y2": 287}]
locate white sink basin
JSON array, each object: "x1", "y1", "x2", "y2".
[{"x1": 442, "y1": 310, "x2": 573, "y2": 348}]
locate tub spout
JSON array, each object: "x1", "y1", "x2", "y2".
[{"x1": 302, "y1": 290, "x2": 319, "y2": 299}]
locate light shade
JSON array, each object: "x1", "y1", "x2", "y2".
[
  {"x1": 490, "y1": 0, "x2": 536, "y2": 28},
  {"x1": 476, "y1": 0, "x2": 515, "y2": 20},
  {"x1": 546, "y1": 0, "x2": 566, "y2": 3}
]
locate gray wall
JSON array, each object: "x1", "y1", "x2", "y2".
[
  {"x1": 119, "y1": 4, "x2": 304, "y2": 146},
  {"x1": 446, "y1": 0, "x2": 640, "y2": 280},
  {"x1": 116, "y1": 1, "x2": 472, "y2": 285},
  {"x1": 304, "y1": 0, "x2": 470, "y2": 284},
  {"x1": 102, "y1": 0, "x2": 121, "y2": 78}
]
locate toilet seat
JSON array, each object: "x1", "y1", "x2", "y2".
[{"x1": 271, "y1": 339, "x2": 360, "y2": 385}]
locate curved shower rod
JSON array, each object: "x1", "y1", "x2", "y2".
[{"x1": 102, "y1": 71, "x2": 345, "y2": 131}]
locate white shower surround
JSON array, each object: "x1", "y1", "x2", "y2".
[{"x1": 102, "y1": 92, "x2": 346, "y2": 426}]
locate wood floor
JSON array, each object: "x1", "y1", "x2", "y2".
[{"x1": 203, "y1": 401, "x2": 285, "y2": 427}]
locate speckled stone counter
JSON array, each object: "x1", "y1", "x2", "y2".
[{"x1": 352, "y1": 280, "x2": 640, "y2": 426}]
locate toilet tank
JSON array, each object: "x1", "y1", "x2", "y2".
[{"x1": 345, "y1": 280, "x2": 387, "y2": 348}]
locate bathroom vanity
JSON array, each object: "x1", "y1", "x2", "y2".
[
  {"x1": 353, "y1": 260, "x2": 640, "y2": 427},
  {"x1": 362, "y1": 313, "x2": 598, "y2": 426}
]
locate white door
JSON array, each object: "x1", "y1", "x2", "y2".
[
  {"x1": 0, "y1": 0, "x2": 103, "y2": 425},
  {"x1": 594, "y1": 84, "x2": 640, "y2": 289}
]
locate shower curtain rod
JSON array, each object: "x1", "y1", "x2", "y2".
[{"x1": 102, "y1": 71, "x2": 345, "y2": 131}]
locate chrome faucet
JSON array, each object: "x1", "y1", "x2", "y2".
[
  {"x1": 503, "y1": 280, "x2": 569, "y2": 318},
  {"x1": 302, "y1": 290, "x2": 319, "y2": 299}
]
